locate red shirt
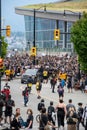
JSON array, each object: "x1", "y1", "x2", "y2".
[{"x1": 1, "y1": 88, "x2": 10, "y2": 100}]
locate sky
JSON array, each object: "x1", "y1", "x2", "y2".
[{"x1": 2, "y1": 0, "x2": 60, "y2": 32}]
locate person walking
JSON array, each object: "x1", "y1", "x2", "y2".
[
  {"x1": 39, "y1": 107, "x2": 55, "y2": 130},
  {"x1": 57, "y1": 86, "x2": 64, "y2": 100},
  {"x1": 77, "y1": 103, "x2": 84, "y2": 130},
  {"x1": 47, "y1": 101, "x2": 56, "y2": 130},
  {"x1": 80, "y1": 77, "x2": 85, "y2": 93},
  {"x1": 36, "y1": 79, "x2": 42, "y2": 99},
  {"x1": 27, "y1": 76, "x2": 33, "y2": 94},
  {"x1": 1, "y1": 85, "x2": 10, "y2": 101},
  {"x1": 5, "y1": 95, "x2": 15, "y2": 124},
  {"x1": 55, "y1": 99, "x2": 67, "y2": 130},
  {"x1": 82, "y1": 105, "x2": 87, "y2": 130},
  {"x1": 22, "y1": 87, "x2": 29, "y2": 107},
  {"x1": 37, "y1": 99, "x2": 45, "y2": 112},
  {"x1": 66, "y1": 107, "x2": 78, "y2": 130},
  {"x1": 50, "y1": 76, "x2": 57, "y2": 93},
  {"x1": 66, "y1": 99, "x2": 76, "y2": 113},
  {"x1": 43, "y1": 68, "x2": 48, "y2": 84},
  {"x1": 67, "y1": 76, "x2": 73, "y2": 93}
]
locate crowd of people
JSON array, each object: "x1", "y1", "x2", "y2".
[
  {"x1": 36, "y1": 98, "x2": 87, "y2": 130},
  {"x1": 0, "y1": 52, "x2": 87, "y2": 130},
  {"x1": 2, "y1": 53, "x2": 87, "y2": 92}
]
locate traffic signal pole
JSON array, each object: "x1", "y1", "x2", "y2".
[
  {"x1": 33, "y1": 9, "x2": 36, "y2": 65},
  {"x1": 0, "y1": 0, "x2": 1, "y2": 91}
]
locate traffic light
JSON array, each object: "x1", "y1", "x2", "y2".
[
  {"x1": 31, "y1": 47, "x2": 36, "y2": 56},
  {"x1": 6, "y1": 25, "x2": 11, "y2": 37},
  {"x1": 0, "y1": 58, "x2": 3, "y2": 69},
  {"x1": 54, "y1": 29, "x2": 60, "y2": 40}
]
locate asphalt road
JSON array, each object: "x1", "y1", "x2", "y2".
[{"x1": 1, "y1": 78, "x2": 86, "y2": 130}]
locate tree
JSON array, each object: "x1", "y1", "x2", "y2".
[
  {"x1": 0, "y1": 36, "x2": 8, "y2": 58},
  {"x1": 0, "y1": 36, "x2": 8, "y2": 74},
  {"x1": 71, "y1": 12, "x2": 87, "y2": 73}
]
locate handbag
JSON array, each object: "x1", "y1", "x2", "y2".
[{"x1": 44, "y1": 124, "x2": 50, "y2": 130}]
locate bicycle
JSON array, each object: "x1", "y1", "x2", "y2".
[{"x1": 36, "y1": 113, "x2": 41, "y2": 123}]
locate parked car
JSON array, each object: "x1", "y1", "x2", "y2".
[{"x1": 21, "y1": 68, "x2": 38, "y2": 84}]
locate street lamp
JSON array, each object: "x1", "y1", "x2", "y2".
[
  {"x1": 27, "y1": 40, "x2": 30, "y2": 51},
  {"x1": 33, "y1": 6, "x2": 46, "y2": 65},
  {"x1": 64, "y1": 10, "x2": 81, "y2": 19},
  {"x1": 64, "y1": 10, "x2": 81, "y2": 80}
]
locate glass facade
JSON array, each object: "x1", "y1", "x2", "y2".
[{"x1": 24, "y1": 15, "x2": 73, "y2": 51}]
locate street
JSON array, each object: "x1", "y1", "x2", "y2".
[{"x1": 1, "y1": 78, "x2": 87, "y2": 130}]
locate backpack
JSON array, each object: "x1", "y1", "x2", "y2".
[
  {"x1": 48, "y1": 106, "x2": 53, "y2": 116},
  {"x1": 22, "y1": 90, "x2": 26, "y2": 96},
  {"x1": 38, "y1": 103, "x2": 44, "y2": 111},
  {"x1": 83, "y1": 106, "x2": 87, "y2": 119},
  {"x1": 69, "y1": 106, "x2": 75, "y2": 112},
  {"x1": 78, "y1": 107, "x2": 83, "y2": 118},
  {"x1": 67, "y1": 110, "x2": 78, "y2": 124},
  {"x1": 58, "y1": 88, "x2": 64, "y2": 95},
  {"x1": 66, "y1": 104, "x2": 75, "y2": 113}
]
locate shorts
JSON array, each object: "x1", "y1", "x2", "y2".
[
  {"x1": 43, "y1": 76, "x2": 48, "y2": 80},
  {"x1": 5, "y1": 109, "x2": 12, "y2": 117},
  {"x1": 36, "y1": 88, "x2": 41, "y2": 91}
]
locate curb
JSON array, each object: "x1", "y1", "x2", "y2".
[{"x1": 1, "y1": 76, "x2": 21, "y2": 81}]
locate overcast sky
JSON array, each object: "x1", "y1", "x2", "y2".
[{"x1": 2, "y1": 0, "x2": 61, "y2": 32}]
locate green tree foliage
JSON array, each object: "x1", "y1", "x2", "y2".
[
  {"x1": 0, "y1": 36, "x2": 8, "y2": 58},
  {"x1": 0, "y1": 36, "x2": 8, "y2": 74},
  {"x1": 71, "y1": 12, "x2": 87, "y2": 72}
]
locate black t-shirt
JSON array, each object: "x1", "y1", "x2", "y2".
[
  {"x1": 38, "y1": 102, "x2": 45, "y2": 111},
  {"x1": 26, "y1": 115, "x2": 33, "y2": 128},
  {"x1": 40, "y1": 114, "x2": 48, "y2": 130},
  {"x1": 11, "y1": 117, "x2": 21, "y2": 130},
  {"x1": 48, "y1": 106, "x2": 55, "y2": 121},
  {"x1": 5, "y1": 99, "x2": 15, "y2": 110},
  {"x1": 48, "y1": 106, "x2": 55, "y2": 116}
]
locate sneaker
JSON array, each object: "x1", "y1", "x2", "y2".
[{"x1": 37, "y1": 96, "x2": 41, "y2": 99}]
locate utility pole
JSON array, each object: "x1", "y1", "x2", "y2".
[{"x1": 33, "y1": 9, "x2": 36, "y2": 65}]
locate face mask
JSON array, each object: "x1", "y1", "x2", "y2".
[{"x1": 27, "y1": 111, "x2": 30, "y2": 114}]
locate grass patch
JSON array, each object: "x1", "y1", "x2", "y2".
[{"x1": 22, "y1": 0, "x2": 87, "y2": 12}]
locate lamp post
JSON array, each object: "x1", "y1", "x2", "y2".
[
  {"x1": 27, "y1": 40, "x2": 30, "y2": 51},
  {"x1": 64, "y1": 10, "x2": 81, "y2": 19},
  {"x1": 64, "y1": 10, "x2": 81, "y2": 80},
  {"x1": 33, "y1": 6, "x2": 46, "y2": 65}
]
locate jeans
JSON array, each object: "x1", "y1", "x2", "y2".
[{"x1": 24, "y1": 96, "x2": 28, "y2": 106}]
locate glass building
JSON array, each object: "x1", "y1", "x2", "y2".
[
  {"x1": 25, "y1": 16, "x2": 73, "y2": 49},
  {"x1": 15, "y1": 7, "x2": 81, "y2": 53}
]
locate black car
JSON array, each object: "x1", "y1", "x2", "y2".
[{"x1": 21, "y1": 69, "x2": 38, "y2": 84}]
